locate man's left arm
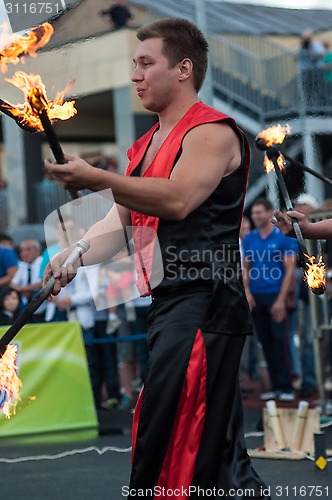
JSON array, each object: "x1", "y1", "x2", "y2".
[
  {"x1": 45, "y1": 123, "x2": 241, "y2": 220},
  {"x1": 271, "y1": 254, "x2": 296, "y2": 323}
]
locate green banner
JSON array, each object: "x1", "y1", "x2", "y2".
[{"x1": 0, "y1": 322, "x2": 98, "y2": 439}]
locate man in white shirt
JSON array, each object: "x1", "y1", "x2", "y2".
[{"x1": 11, "y1": 239, "x2": 47, "y2": 322}]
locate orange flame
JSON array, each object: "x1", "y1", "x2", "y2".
[
  {"x1": 0, "y1": 344, "x2": 22, "y2": 419},
  {"x1": 0, "y1": 22, "x2": 54, "y2": 74},
  {"x1": 2, "y1": 71, "x2": 77, "y2": 131},
  {"x1": 264, "y1": 152, "x2": 286, "y2": 173},
  {"x1": 258, "y1": 124, "x2": 291, "y2": 148},
  {"x1": 304, "y1": 255, "x2": 326, "y2": 294}
]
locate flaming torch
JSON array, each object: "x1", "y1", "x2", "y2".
[
  {"x1": 0, "y1": 240, "x2": 90, "y2": 418},
  {"x1": 0, "y1": 71, "x2": 80, "y2": 200},
  {"x1": 256, "y1": 125, "x2": 326, "y2": 295},
  {"x1": 0, "y1": 22, "x2": 54, "y2": 74},
  {"x1": 0, "y1": 22, "x2": 80, "y2": 200}
]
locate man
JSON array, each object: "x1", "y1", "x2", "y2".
[
  {"x1": 296, "y1": 28, "x2": 326, "y2": 107},
  {"x1": 243, "y1": 198, "x2": 297, "y2": 401},
  {"x1": 11, "y1": 239, "x2": 46, "y2": 323},
  {"x1": 0, "y1": 243, "x2": 18, "y2": 292},
  {"x1": 44, "y1": 19, "x2": 269, "y2": 497},
  {"x1": 290, "y1": 195, "x2": 319, "y2": 398}
]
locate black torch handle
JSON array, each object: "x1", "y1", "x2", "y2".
[
  {"x1": 39, "y1": 109, "x2": 81, "y2": 201},
  {"x1": 282, "y1": 153, "x2": 332, "y2": 188},
  {"x1": 268, "y1": 151, "x2": 309, "y2": 259},
  {"x1": 0, "y1": 239, "x2": 90, "y2": 355}
]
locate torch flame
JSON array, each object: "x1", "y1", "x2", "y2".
[
  {"x1": 304, "y1": 255, "x2": 326, "y2": 294},
  {"x1": 0, "y1": 23, "x2": 54, "y2": 73},
  {"x1": 258, "y1": 124, "x2": 291, "y2": 148},
  {"x1": 2, "y1": 71, "x2": 77, "y2": 131},
  {"x1": 0, "y1": 344, "x2": 22, "y2": 419},
  {"x1": 264, "y1": 152, "x2": 286, "y2": 173}
]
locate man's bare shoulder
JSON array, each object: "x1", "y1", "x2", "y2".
[
  {"x1": 183, "y1": 121, "x2": 239, "y2": 152},
  {"x1": 181, "y1": 121, "x2": 241, "y2": 174}
]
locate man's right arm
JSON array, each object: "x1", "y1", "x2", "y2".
[{"x1": 44, "y1": 203, "x2": 131, "y2": 296}]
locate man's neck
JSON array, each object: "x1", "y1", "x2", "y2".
[
  {"x1": 158, "y1": 94, "x2": 199, "y2": 133},
  {"x1": 258, "y1": 222, "x2": 274, "y2": 238}
]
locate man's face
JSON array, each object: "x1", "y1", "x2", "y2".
[
  {"x1": 19, "y1": 241, "x2": 40, "y2": 264},
  {"x1": 251, "y1": 204, "x2": 272, "y2": 228},
  {"x1": 132, "y1": 38, "x2": 180, "y2": 113}
]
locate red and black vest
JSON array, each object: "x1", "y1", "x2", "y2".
[{"x1": 126, "y1": 101, "x2": 250, "y2": 297}]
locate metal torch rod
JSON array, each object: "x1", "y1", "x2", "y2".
[
  {"x1": 0, "y1": 239, "x2": 90, "y2": 357},
  {"x1": 267, "y1": 149, "x2": 309, "y2": 260},
  {"x1": 39, "y1": 109, "x2": 81, "y2": 201}
]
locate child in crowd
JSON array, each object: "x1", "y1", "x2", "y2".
[{"x1": 0, "y1": 286, "x2": 21, "y2": 325}]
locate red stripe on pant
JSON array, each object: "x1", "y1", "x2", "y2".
[
  {"x1": 132, "y1": 388, "x2": 144, "y2": 462},
  {"x1": 131, "y1": 328, "x2": 207, "y2": 495}
]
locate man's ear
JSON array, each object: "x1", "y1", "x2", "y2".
[{"x1": 178, "y1": 58, "x2": 193, "y2": 82}]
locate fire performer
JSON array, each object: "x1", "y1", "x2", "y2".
[
  {"x1": 273, "y1": 209, "x2": 332, "y2": 240},
  {"x1": 44, "y1": 19, "x2": 269, "y2": 498}
]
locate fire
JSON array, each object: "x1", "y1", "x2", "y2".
[
  {"x1": 1, "y1": 71, "x2": 77, "y2": 131},
  {"x1": 257, "y1": 124, "x2": 291, "y2": 148},
  {"x1": 0, "y1": 23, "x2": 54, "y2": 73},
  {"x1": 304, "y1": 255, "x2": 326, "y2": 294},
  {"x1": 0, "y1": 344, "x2": 22, "y2": 419},
  {"x1": 264, "y1": 152, "x2": 286, "y2": 173}
]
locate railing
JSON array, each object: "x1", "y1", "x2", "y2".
[
  {"x1": 210, "y1": 35, "x2": 298, "y2": 121},
  {"x1": 33, "y1": 182, "x2": 113, "y2": 233},
  {"x1": 135, "y1": 0, "x2": 332, "y2": 123}
]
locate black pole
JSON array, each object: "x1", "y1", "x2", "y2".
[
  {"x1": 282, "y1": 152, "x2": 332, "y2": 189},
  {"x1": 266, "y1": 148, "x2": 309, "y2": 260},
  {"x1": 38, "y1": 110, "x2": 80, "y2": 201},
  {"x1": 0, "y1": 239, "x2": 90, "y2": 358},
  {"x1": 256, "y1": 137, "x2": 332, "y2": 188}
]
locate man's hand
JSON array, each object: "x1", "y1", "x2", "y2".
[
  {"x1": 272, "y1": 210, "x2": 310, "y2": 237},
  {"x1": 44, "y1": 154, "x2": 97, "y2": 192},
  {"x1": 270, "y1": 298, "x2": 286, "y2": 323},
  {"x1": 43, "y1": 247, "x2": 78, "y2": 300}
]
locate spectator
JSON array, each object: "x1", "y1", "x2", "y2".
[
  {"x1": 0, "y1": 286, "x2": 21, "y2": 326},
  {"x1": 0, "y1": 245, "x2": 18, "y2": 293},
  {"x1": 56, "y1": 268, "x2": 98, "y2": 406},
  {"x1": 239, "y1": 215, "x2": 251, "y2": 260},
  {"x1": 101, "y1": 1, "x2": 133, "y2": 30},
  {"x1": 91, "y1": 266, "x2": 122, "y2": 410},
  {"x1": 39, "y1": 217, "x2": 84, "y2": 322},
  {"x1": 243, "y1": 198, "x2": 297, "y2": 401},
  {"x1": 0, "y1": 233, "x2": 14, "y2": 249},
  {"x1": 296, "y1": 28, "x2": 326, "y2": 107},
  {"x1": 11, "y1": 239, "x2": 46, "y2": 323},
  {"x1": 323, "y1": 40, "x2": 332, "y2": 105},
  {"x1": 292, "y1": 194, "x2": 320, "y2": 398},
  {"x1": 239, "y1": 215, "x2": 257, "y2": 386}
]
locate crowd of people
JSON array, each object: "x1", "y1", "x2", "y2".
[
  {"x1": 1, "y1": 191, "x2": 332, "y2": 412},
  {"x1": 240, "y1": 194, "x2": 332, "y2": 407},
  {"x1": 0, "y1": 230, "x2": 149, "y2": 412}
]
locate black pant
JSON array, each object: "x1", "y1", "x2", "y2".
[
  {"x1": 129, "y1": 289, "x2": 270, "y2": 498},
  {"x1": 252, "y1": 293, "x2": 292, "y2": 392}
]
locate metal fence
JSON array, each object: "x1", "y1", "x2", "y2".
[{"x1": 142, "y1": 1, "x2": 332, "y2": 122}]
